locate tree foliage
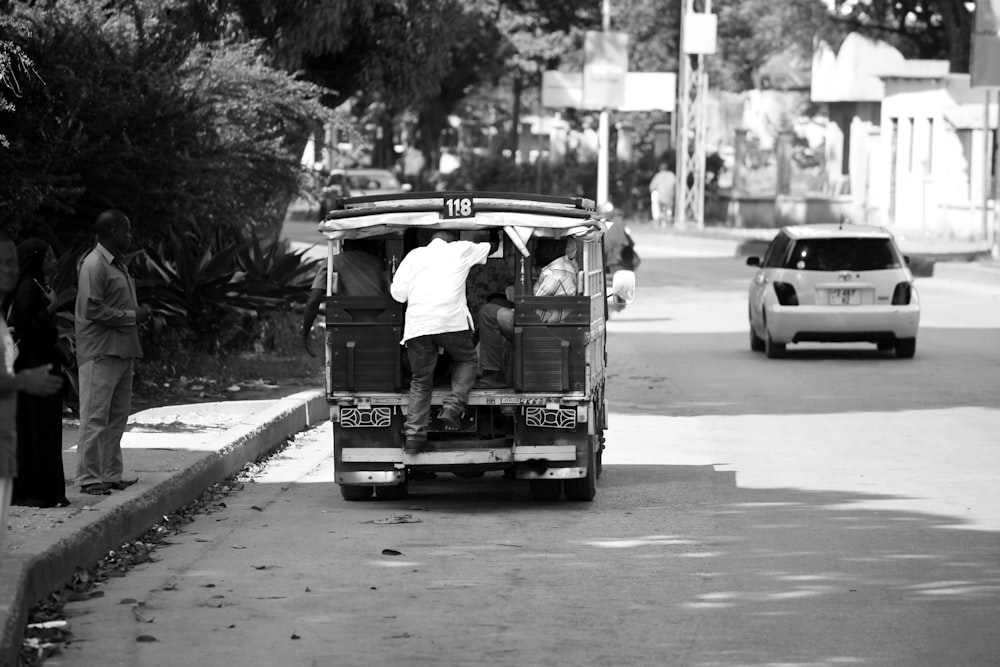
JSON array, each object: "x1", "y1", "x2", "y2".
[
  {"x1": 0, "y1": 0, "x2": 346, "y2": 249},
  {"x1": 0, "y1": 13, "x2": 37, "y2": 148},
  {"x1": 831, "y1": 0, "x2": 973, "y2": 72}
]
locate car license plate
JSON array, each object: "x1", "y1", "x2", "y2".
[{"x1": 828, "y1": 288, "x2": 860, "y2": 305}]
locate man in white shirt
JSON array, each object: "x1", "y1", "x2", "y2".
[{"x1": 390, "y1": 229, "x2": 499, "y2": 451}]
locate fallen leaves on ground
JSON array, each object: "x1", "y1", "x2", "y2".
[
  {"x1": 366, "y1": 514, "x2": 422, "y2": 524},
  {"x1": 19, "y1": 436, "x2": 296, "y2": 666}
]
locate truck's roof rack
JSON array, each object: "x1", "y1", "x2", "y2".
[{"x1": 327, "y1": 191, "x2": 597, "y2": 220}]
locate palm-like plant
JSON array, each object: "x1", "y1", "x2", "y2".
[{"x1": 133, "y1": 228, "x2": 316, "y2": 353}]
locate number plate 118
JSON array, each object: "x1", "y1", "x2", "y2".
[{"x1": 442, "y1": 196, "x2": 474, "y2": 219}]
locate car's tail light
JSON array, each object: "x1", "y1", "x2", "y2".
[
  {"x1": 773, "y1": 281, "x2": 798, "y2": 306},
  {"x1": 892, "y1": 281, "x2": 913, "y2": 305}
]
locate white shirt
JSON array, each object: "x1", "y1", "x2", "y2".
[{"x1": 390, "y1": 238, "x2": 491, "y2": 344}]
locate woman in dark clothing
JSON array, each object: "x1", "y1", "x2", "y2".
[{"x1": 9, "y1": 239, "x2": 68, "y2": 508}]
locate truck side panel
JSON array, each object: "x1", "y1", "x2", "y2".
[{"x1": 325, "y1": 296, "x2": 403, "y2": 392}]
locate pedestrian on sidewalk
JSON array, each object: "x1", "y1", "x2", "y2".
[
  {"x1": 7, "y1": 239, "x2": 69, "y2": 508},
  {"x1": 0, "y1": 234, "x2": 63, "y2": 569},
  {"x1": 74, "y1": 210, "x2": 148, "y2": 496},
  {"x1": 389, "y1": 229, "x2": 499, "y2": 451},
  {"x1": 649, "y1": 161, "x2": 676, "y2": 229}
]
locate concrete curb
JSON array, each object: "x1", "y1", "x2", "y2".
[
  {"x1": 629, "y1": 225, "x2": 1000, "y2": 284},
  {"x1": 0, "y1": 389, "x2": 328, "y2": 665},
  {"x1": 931, "y1": 261, "x2": 1000, "y2": 285}
]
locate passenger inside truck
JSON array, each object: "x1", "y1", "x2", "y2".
[{"x1": 302, "y1": 238, "x2": 388, "y2": 356}]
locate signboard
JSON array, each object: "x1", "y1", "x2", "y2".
[
  {"x1": 583, "y1": 31, "x2": 629, "y2": 109},
  {"x1": 682, "y1": 12, "x2": 718, "y2": 55},
  {"x1": 972, "y1": 0, "x2": 1000, "y2": 87},
  {"x1": 619, "y1": 72, "x2": 676, "y2": 112},
  {"x1": 543, "y1": 71, "x2": 675, "y2": 112},
  {"x1": 542, "y1": 71, "x2": 583, "y2": 108}
]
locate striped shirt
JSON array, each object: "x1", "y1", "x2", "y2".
[{"x1": 534, "y1": 256, "x2": 579, "y2": 323}]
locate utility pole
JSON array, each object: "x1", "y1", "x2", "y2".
[
  {"x1": 597, "y1": 0, "x2": 611, "y2": 209},
  {"x1": 675, "y1": 0, "x2": 716, "y2": 229}
]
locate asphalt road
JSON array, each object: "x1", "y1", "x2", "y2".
[{"x1": 54, "y1": 244, "x2": 1000, "y2": 666}]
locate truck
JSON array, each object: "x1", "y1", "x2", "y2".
[{"x1": 317, "y1": 191, "x2": 634, "y2": 502}]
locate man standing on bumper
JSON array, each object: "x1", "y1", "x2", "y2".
[
  {"x1": 75, "y1": 210, "x2": 148, "y2": 495},
  {"x1": 390, "y1": 229, "x2": 499, "y2": 451}
]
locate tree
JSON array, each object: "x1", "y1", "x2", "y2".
[
  {"x1": 0, "y1": 1, "x2": 345, "y2": 246},
  {"x1": 0, "y1": 13, "x2": 37, "y2": 148},
  {"x1": 831, "y1": 0, "x2": 973, "y2": 73},
  {"x1": 713, "y1": 0, "x2": 835, "y2": 91},
  {"x1": 211, "y1": 0, "x2": 463, "y2": 167}
]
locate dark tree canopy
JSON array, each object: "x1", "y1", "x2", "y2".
[{"x1": 832, "y1": 0, "x2": 973, "y2": 72}]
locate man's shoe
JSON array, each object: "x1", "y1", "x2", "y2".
[
  {"x1": 108, "y1": 478, "x2": 138, "y2": 491},
  {"x1": 474, "y1": 372, "x2": 508, "y2": 389},
  {"x1": 80, "y1": 483, "x2": 111, "y2": 496}
]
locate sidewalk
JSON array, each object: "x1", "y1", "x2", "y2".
[
  {"x1": 628, "y1": 221, "x2": 1000, "y2": 285},
  {"x1": 1, "y1": 389, "x2": 327, "y2": 664}
]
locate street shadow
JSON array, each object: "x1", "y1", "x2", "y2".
[
  {"x1": 578, "y1": 464, "x2": 1000, "y2": 665},
  {"x1": 355, "y1": 461, "x2": 1000, "y2": 665}
]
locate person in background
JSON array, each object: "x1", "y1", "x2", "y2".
[
  {"x1": 0, "y1": 234, "x2": 63, "y2": 569},
  {"x1": 301, "y1": 238, "x2": 386, "y2": 356},
  {"x1": 475, "y1": 238, "x2": 580, "y2": 389},
  {"x1": 390, "y1": 229, "x2": 499, "y2": 451},
  {"x1": 75, "y1": 210, "x2": 148, "y2": 496},
  {"x1": 9, "y1": 239, "x2": 68, "y2": 507},
  {"x1": 649, "y1": 161, "x2": 677, "y2": 228}
]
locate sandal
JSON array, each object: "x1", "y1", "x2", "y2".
[{"x1": 439, "y1": 408, "x2": 463, "y2": 430}]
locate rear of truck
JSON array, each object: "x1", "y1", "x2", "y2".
[{"x1": 318, "y1": 192, "x2": 610, "y2": 502}]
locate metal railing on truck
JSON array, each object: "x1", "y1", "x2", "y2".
[{"x1": 323, "y1": 191, "x2": 597, "y2": 220}]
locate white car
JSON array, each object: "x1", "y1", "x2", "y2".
[{"x1": 746, "y1": 224, "x2": 920, "y2": 358}]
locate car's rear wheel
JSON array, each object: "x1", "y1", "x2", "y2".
[
  {"x1": 749, "y1": 307, "x2": 765, "y2": 352},
  {"x1": 765, "y1": 333, "x2": 785, "y2": 359},
  {"x1": 895, "y1": 337, "x2": 916, "y2": 358}
]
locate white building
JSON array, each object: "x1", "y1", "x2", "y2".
[{"x1": 812, "y1": 33, "x2": 998, "y2": 241}]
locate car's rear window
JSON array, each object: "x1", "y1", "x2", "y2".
[
  {"x1": 783, "y1": 238, "x2": 903, "y2": 271},
  {"x1": 346, "y1": 173, "x2": 400, "y2": 190}
]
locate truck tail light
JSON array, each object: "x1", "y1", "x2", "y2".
[
  {"x1": 892, "y1": 282, "x2": 912, "y2": 305},
  {"x1": 773, "y1": 282, "x2": 798, "y2": 306}
]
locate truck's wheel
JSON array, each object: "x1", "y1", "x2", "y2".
[
  {"x1": 595, "y1": 431, "x2": 605, "y2": 479},
  {"x1": 529, "y1": 479, "x2": 562, "y2": 502},
  {"x1": 375, "y1": 483, "x2": 408, "y2": 501},
  {"x1": 564, "y1": 435, "x2": 597, "y2": 501},
  {"x1": 340, "y1": 484, "x2": 374, "y2": 501}
]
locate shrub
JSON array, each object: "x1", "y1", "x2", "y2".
[
  {"x1": 133, "y1": 228, "x2": 318, "y2": 354},
  {"x1": 0, "y1": 4, "x2": 346, "y2": 248}
]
